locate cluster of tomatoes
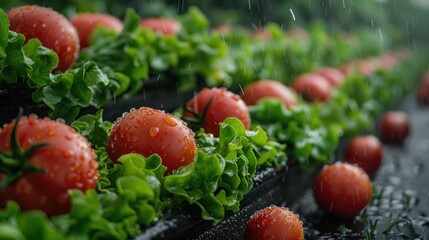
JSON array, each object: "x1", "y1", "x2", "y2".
[
  {"x1": 6, "y1": 5, "x2": 180, "y2": 72},
  {"x1": 239, "y1": 55, "x2": 414, "y2": 239},
  {"x1": 0, "y1": 4, "x2": 182, "y2": 217}
]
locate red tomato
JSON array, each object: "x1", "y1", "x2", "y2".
[
  {"x1": 291, "y1": 73, "x2": 332, "y2": 103},
  {"x1": 244, "y1": 205, "x2": 304, "y2": 240},
  {"x1": 340, "y1": 59, "x2": 377, "y2": 76},
  {"x1": 70, "y1": 13, "x2": 123, "y2": 48},
  {"x1": 7, "y1": 5, "x2": 80, "y2": 72},
  {"x1": 251, "y1": 28, "x2": 271, "y2": 41},
  {"x1": 241, "y1": 80, "x2": 298, "y2": 108},
  {"x1": 213, "y1": 24, "x2": 232, "y2": 35},
  {"x1": 339, "y1": 62, "x2": 355, "y2": 76},
  {"x1": 417, "y1": 70, "x2": 429, "y2": 104},
  {"x1": 344, "y1": 135, "x2": 383, "y2": 174},
  {"x1": 380, "y1": 111, "x2": 411, "y2": 143},
  {"x1": 313, "y1": 162, "x2": 372, "y2": 218},
  {"x1": 313, "y1": 67, "x2": 345, "y2": 87},
  {"x1": 107, "y1": 107, "x2": 197, "y2": 174},
  {"x1": 140, "y1": 17, "x2": 181, "y2": 36},
  {"x1": 0, "y1": 115, "x2": 98, "y2": 216},
  {"x1": 183, "y1": 88, "x2": 251, "y2": 137},
  {"x1": 378, "y1": 53, "x2": 398, "y2": 69}
]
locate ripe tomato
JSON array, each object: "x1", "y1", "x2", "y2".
[
  {"x1": 313, "y1": 162, "x2": 372, "y2": 218},
  {"x1": 107, "y1": 107, "x2": 197, "y2": 174},
  {"x1": 417, "y1": 70, "x2": 429, "y2": 104},
  {"x1": 313, "y1": 67, "x2": 345, "y2": 87},
  {"x1": 0, "y1": 115, "x2": 98, "y2": 216},
  {"x1": 340, "y1": 59, "x2": 377, "y2": 76},
  {"x1": 213, "y1": 24, "x2": 232, "y2": 35},
  {"x1": 244, "y1": 205, "x2": 304, "y2": 240},
  {"x1": 183, "y1": 88, "x2": 251, "y2": 137},
  {"x1": 291, "y1": 73, "x2": 332, "y2": 103},
  {"x1": 380, "y1": 111, "x2": 411, "y2": 143},
  {"x1": 378, "y1": 53, "x2": 398, "y2": 69},
  {"x1": 70, "y1": 13, "x2": 123, "y2": 49},
  {"x1": 344, "y1": 135, "x2": 383, "y2": 174},
  {"x1": 251, "y1": 28, "x2": 271, "y2": 41},
  {"x1": 241, "y1": 80, "x2": 298, "y2": 108},
  {"x1": 140, "y1": 17, "x2": 181, "y2": 36},
  {"x1": 7, "y1": 5, "x2": 80, "y2": 72}
]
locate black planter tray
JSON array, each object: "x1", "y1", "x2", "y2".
[{"x1": 0, "y1": 76, "x2": 203, "y2": 125}]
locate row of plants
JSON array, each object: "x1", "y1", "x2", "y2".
[
  {"x1": 0, "y1": 4, "x2": 428, "y2": 240},
  {"x1": 1, "y1": 7, "x2": 386, "y2": 122}
]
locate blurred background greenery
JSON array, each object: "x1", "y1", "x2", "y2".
[{"x1": 1, "y1": 0, "x2": 428, "y2": 48}]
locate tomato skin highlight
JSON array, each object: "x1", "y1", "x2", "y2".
[
  {"x1": 241, "y1": 80, "x2": 298, "y2": 108},
  {"x1": 140, "y1": 17, "x2": 181, "y2": 35},
  {"x1": 313, "y1": 162, "x2": 372, "y2": 218},
  {"x1": 244, "y1": 205, "x2": 304, "y2": 240},
  {"x1": 70, "y1": 13, "x2": 123, "y2": 48},
  {"x1": 0, "y1": 115, "x2": 98, "y2": 216},
  {"x1": 344, "y1": 135, "x2": 383, "y2": 174},
  {"x1": 291, "y1": 73, "x2": 332, "y2": 103},
  {"x1": 380, "y1": 111, "x2": 411, "y2": 143},
  {"x1": 184, "y1": 87, "x2": 251, "y2": 137},
  {"x1": 7, "y1": 5, "x2": 80, "y2": 72},
  {"x1": 107, "y1": 107, "x2": 197, "y2": 174}
]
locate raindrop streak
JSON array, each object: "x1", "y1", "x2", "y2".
[
  {"x1": 238, "y1": 84, "x2": 244, "y2": 94},
  {"x1": 248, "y1": 0, "x2": 251, "y2": 10},
  {"x1": 289, "y1": 9, "x2": 296, "y2": 21},
  {"x1": 378, "y1": 28, "x2": 384, "y2": 42}
]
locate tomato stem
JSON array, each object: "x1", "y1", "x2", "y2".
[
  {"x1": 182, "y1": 96, "x2": 214, "y2": 132},
  {"x1": 0, "y1": 109, "x2": 47, "y2": 189}
]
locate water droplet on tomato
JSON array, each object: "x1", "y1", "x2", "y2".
[
  {"x1": 89, "y1": 161, "x2": 98, "y2": 169},
  {"x1": 127, "y1": 113, "x2": 135, "y2": 119},
  {"x1": 149, "y1": 127, "x2": 160, "y2": 137},
  {"x1": 56, "y1": 118, "x2": 66, "y2": 124},
  {"x1": 63, "y1": 150, "x2": 73, "y2": 158},
  {"x1": 66, "y1": 172, "x2": 77, "y2": 183},
  {"x1": 28, "y1": 118, "x2": 36, "y2": 126},
  {"x1": 163, "y1": 117, "x2": 178, "y2": 126}
]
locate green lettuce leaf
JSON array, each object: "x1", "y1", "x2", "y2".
[{"x1": 164, "y1": 118, "x2": 285, "y2": 223}]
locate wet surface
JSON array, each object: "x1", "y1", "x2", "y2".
[{"x1": 293, "y1": 94, "x2": 429, "y2": 239}]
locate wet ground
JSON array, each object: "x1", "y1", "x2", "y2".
[{"x1": 294, "y1": 94, "x2": 429, "y2": 239}]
